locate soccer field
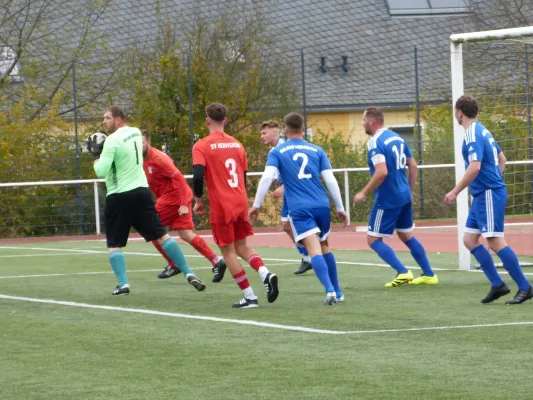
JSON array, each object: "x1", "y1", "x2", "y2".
[{"x1": 1, "y1": 240, "x2": 533, "y2": 399}]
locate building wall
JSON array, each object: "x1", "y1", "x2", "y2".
[{"x1": 308, "y1": 109, "x2": 417, "y2": 146}]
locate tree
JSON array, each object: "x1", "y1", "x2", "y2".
[
  {"x1": 125, "y1": 2, "x2": 300, "y2": 170},
  {"x1": 0, "y1": 0, "x2": 121, "y2": 119}
]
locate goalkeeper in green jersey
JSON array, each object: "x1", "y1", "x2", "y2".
[{"x1": 89, "y1": 105, "x2": 206, "y2": 295}]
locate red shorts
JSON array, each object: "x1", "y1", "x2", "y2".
[
  {"x1": 156, "y1": 202, "x2": 194, "y2": 230},
  {"x1": 211, "y1": 216, "x2": 254, "y2": 247}
]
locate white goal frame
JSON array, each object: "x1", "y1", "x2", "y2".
[{"x1": 450, "y1": 26, "x2": 533, "y2": 270}]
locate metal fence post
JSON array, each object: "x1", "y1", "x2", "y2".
[
  {"x1": 72, "y1": 60, "x2": 83, "y2": 234},
  {"x1": 187, "y1": 53, "x2": 194, "y2": 151},
  {"x1": 93, "y1": 181, "x2": 101, "y2": 235},
  {"x1": 344, "y1": 170, "x2": 351, "y2": 225},
  {"x1": 301, "y1": 49, "x2": 308, "y2": 140},
  {"x1": 525, "y1": 44, "x2": 533, "y2": 209},
  {"x1": 414, "y1": 46, "x2": 424, "y2": 219}
]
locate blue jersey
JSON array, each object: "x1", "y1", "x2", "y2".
[
  {"x1": 366, "y1": 129, "x2": 413, "y2": 209},
  {"x1": 266, "y1": 138, "x2": 332, "y2": 211},
  {"x1": 462, "y1": 121, "x2": 505, "y2": 197}
]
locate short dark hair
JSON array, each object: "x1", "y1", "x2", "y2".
[
  {"x1": 284, "y1": 112, "x2": 304, "y2": 133},
  {"x1": 455, "y1": 95, "x2": 479, "y2": 118},
  {"x1": 141, "y1": 130, "x2": 150, "y2": 140},
  {"x1": 260, "y1": 120, "x2": 280, "y2": 130},
  {"x1": 364, "y1": 106, "x2": 384, "y2": 124},
  {"x1": 205, "y1": 102, "x2": 227, "y2": 122},
  {"x1": 105, "y1": 105, "x2": 126, "y2": 120}
]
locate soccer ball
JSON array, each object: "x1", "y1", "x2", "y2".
[{"x1": 82, "y1": 132, "x2": 107, "y2": 153}]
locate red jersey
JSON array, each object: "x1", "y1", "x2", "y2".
[
  {"x1": 143, "y1": 147, "x2": 192, "y2": 207},
  {"x1": 192, "y1": 131, "x2": 249, "y2": 223}
]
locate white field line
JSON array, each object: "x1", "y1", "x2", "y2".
[
  {"x1": 2, "y1": 246, "x2": 533, "y2": 276},
  {"x1": 1, "y1": 293, "x2": 533, "y2": 335},
  {"x1": 0, "y1": 253, "x2": 90, "y2": 258},
  {"x1": 0, "y1": 262, "x2": 297, "y2": 280},
  {"x1": 355, "y1": 221, "x2": 533, "y2": 232}
]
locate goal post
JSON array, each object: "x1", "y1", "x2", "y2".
[{"x1": 450, "y1": 26, "x2": 533, "y2": 270}]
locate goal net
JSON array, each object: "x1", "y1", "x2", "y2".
[{"x1": 450, "y1": 26, "x2": 533, "y2": 270}]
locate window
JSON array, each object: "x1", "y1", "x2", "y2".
[
  {"x1": 0, "y1": 47, "x2": 23, "y2": 82},
  {"x1": 386, "y1": 0, "x2": 470, "y2": 17},
  {"x1": 388, "y1": 125, "x2": 423, "y2": 151}
]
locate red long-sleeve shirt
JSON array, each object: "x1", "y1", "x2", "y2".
[{"x1": 143, "y1": 147, "x2": 192, "y2": 206}]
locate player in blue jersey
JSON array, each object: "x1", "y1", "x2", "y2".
[
  {"x1": 354, "y1": 107, "x2": 437, "y2": 287},
  {"x1": 259, "y1": 120, "x2": 312, "y2": 275},
  {"x1": 444, "y1": 95, "x2": 532, "y2": 304},
  {"x1": 250, "y1": 113, "x2": 348, "y2": 305}
]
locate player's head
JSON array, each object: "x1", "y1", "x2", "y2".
[
  {"x1": 205, "y1": 102, "x2": 228, "y2": 131},
  {"x1": 141, "y1": 130, "x2": 150, "y2": 157},
  {"x1": 260, "y1": 120, "x2": 281, "y2": 146},
  {"x1": 283, "y1": 112, "x2": 305, "y2": 137},
  {"x1": 362, "y1": 106, "x2": 384, "y2": 136},
  {"x1": 455, "y1": 95, "x2": 479, "y2": 125},
  {"x1": 103, "y1": 105, "x2": 126, "y2": 134}
]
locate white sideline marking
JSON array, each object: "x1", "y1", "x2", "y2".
[
  {"x1": 2, "y1": 246, "x2": 533, "y2": 276},
  {"x1": 0, "y1": 253, "x2": 90, "y2": 258},
  {"x1": 1, "y1": 293, "x2": 533, "y2": 335}
]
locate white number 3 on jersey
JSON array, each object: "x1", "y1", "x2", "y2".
[{"x1": 225, "y1": 158, "x2": 239, "y2": 188}]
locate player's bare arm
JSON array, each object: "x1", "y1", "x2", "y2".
[
  {"x1": 497, "y1": 152, "x2": 506, "y2": 174},
  {"x1": 406, "y1": 157, "x2": 418, "y2": 192},
  {"x1": 272, "y1": 185, "x2": 284, "y2": 198},
  {"x1": 354, "y1": 162, "x2": 387, "y2": 204},
  {"x1": 444, "y1": 160, "x2": 481, "y2": 205},
  {"x1": 250, "y1": 165, "x2": 278, "y2": 218}
]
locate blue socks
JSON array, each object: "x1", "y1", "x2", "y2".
[
  {"x1": 311, "y1": 255, "x2": 334, "y2": 293},
  {"x1": 323, "y1": 252, "x2": 342, "y2": 297},
  {"x1": 405, "y1": 237, "x2": 434, "y2": 277},
  {"x1": 471, "y1": 245, "x2": 504, "y2": 287},
  {"x1": 497, "y1": 246, "x2": 530, "y2": 291},
  {"x1": 370, "y1": 240, "x2": 409, "y2": 274},
  {"x1": 162, "y1": 238, "x2": 192, "y2": 275},
  {"x1": 109, "y1": 250, "x2": 128, "y2": 287},
  {"x1": 296, "y1": 244, "x2": 309, "y2": 257}
]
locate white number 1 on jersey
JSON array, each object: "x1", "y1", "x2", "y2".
[
  {"x1": 293, "y1": 152, "x2": 312, "y2": 179},
  {"x1": 225, "y1": 158, "x2": 239, "y2": 188}
]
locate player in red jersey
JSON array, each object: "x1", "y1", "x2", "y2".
[
  {"x1": 141, "y1": 130, "x2": 227, "y2": 282},
  {"x1": 192, "y1": 102, "x2": 279, "y2": 308}
]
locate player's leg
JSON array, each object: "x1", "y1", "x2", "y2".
[
  {"x1": 463, "y1": 194, "x2": 508, "y2": 303},
  {"x1": 172, "y1": 201, "x2": 226, "y2": 282},
  {"x1": 395, "y1": 203, "x2": 437, "y2": 284},
  {"x1": 281, "y1": 197, "x2": 312, "y2": 274},
  {"x1": 233, "y1": 217, "x2": 279, "y2": 303},
  {"x1": 104, "y1": 193, "x2": 131, "y2": 295},
  {"x1": 315, "y1": 207, "x2": 342, "y2": 301},
  {"x1": 178, "y1": 229, "x2": 226, "y2": 282},
  {"x1": 133, "y1": 189, "x2": 205, "y2": 291},
  {"x1": 482, "y1": 188, "x2": 532, "y2": 304},
  {"x1": 367, "y1": 206, "x2": 412, "y2": 287},
  {"x1": 291, "y1": 208, "x2": 335, "y2": 304},
  {"x1": 153, "y1": 204, "x2": 180, "y2": 279},
  {"x1": 212, "y1": 222, "x2": 258, "y2": 308}
]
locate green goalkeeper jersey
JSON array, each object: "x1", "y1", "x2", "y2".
[{"x1": 93, "y1": 126, "x2": 148, "y2": 196}]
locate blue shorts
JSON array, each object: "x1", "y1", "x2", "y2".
[
  {"x1": 281, "y1": 195, "x2": 289, "y2": 222},
  {"x1": 367, "y1": 202, "x2": 413, "y2": 238},
  {"x1": 465, "y1": 187, "x2": 506, "y2": 238},
  {"x1": 288, "y1": 207, "x2": 331, "y2": 243}
]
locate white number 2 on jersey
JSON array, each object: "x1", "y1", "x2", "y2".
[
  {"x1": 225, "y1": 158, "x2": 239, "y2": 188},
  {"x1": 392, "y1": 143, "x2": 407, "y2": 170},
  {"x1": 293, "y1": 152, "x2": 312, "y2": 179}
]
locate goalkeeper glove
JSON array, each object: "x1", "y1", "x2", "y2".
[{"x1": 87, "y1": 134, "x2": 106, "y2": 160}]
